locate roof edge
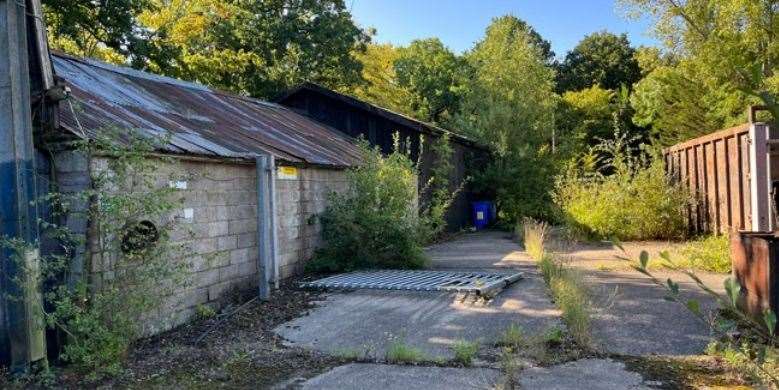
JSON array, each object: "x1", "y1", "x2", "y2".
[{"x1": 275, "y1": 82, "x2": 488, "y2": 150}]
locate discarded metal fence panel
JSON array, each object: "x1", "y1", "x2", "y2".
[{"x1": 301, "y1": 270, "x2": 523, "y2": 296}]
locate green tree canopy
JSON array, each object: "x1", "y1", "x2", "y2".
[
  {"x1": 556, "y1": 31, "x2": 641, "y2": 93},
  {"x1": 622, "y1": 0, "x2": 779, "y2": 122},
  {"x1": 453, "y1": 15, "x2": 558, "y2": 220},
  {"x1": 344, "y1": 43, "x2": 416, "y2": 116},
  {"x1": 393, "y1": 38, "x2": 469, "y2": 124}
]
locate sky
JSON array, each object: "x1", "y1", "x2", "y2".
[{"x1": 349, "y1": 0, "x2": 659, "y2": 58}]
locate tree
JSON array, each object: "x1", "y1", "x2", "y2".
[
  {"x1": 556, "y1": 31, "x2": 641, "y2": 92},
  {"x1": 558, "y1": 86, "x2": 616, "y2": 154},
  {"x1": 345, "y1": 44, "x2": 416, "y2": 116},
  {"x1": 622, "y1": 0, "x2": 779, "y2": 121},
  {"x1": 43, "y1": 0, "x2": 159, "y2": 64},
  {"x1": 454, "y1": 15, "x2": 558, "y2": 220},
  {"x1": 631, "y1": 63, "x2": 748, "y2": 145},
  {"x1": 393, "y1": 38, "x2": 468, "y2": 124},
  {"x1": 141, "y1": 0, "x2": 370, "y2": 98}
]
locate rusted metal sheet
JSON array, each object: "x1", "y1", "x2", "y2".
[
  {"x1": 51, "y1": 53, "x2": 362, "y2": 168},
  {"x1": 730, "y1": 232, "x2": 778, "y2": 332},
  {"x1": 665, "y1": 124, "x2": 753, "y2": 234}
]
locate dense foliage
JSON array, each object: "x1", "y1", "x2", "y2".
[
  {"x1": 307, "y1": 141, "x2": 428, "y2": 273},
  {"x1": 555, "y1": 32, "x2": 642, "y2": 93},
  {"x1": 554, "y1": 135, "x2": 690, "y2": 241}
]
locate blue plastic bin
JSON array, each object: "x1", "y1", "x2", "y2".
[{"x1": 472, "y1": 201, "x2": 491, "y2": 230}]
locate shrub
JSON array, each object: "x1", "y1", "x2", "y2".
[
  {"x1": 554, "y1": 135, "x2": 690, "y2": 241},
  {"x1": 676, "y1": 234, "x2": 731, "y2": 273},
  {"x1": 307, "y1": 141, "x2": 429, "y2": 273}
]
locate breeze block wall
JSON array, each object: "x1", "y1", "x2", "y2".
[
  {"x1": 71, "y1": 154, "x2": 349, "y2": 334},
  {"x1": 274, "y1": 167, "x2": 349, "y2": 279}
]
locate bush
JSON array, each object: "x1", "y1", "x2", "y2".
[
  {"x1": 554, "y1": 136, "x2": 690, "y2": 241},
  {"x1": 306, "y1": 141, "x2": 429, "y2": 273}
]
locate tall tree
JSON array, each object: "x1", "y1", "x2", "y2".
[
  {"x1": 556, "y1": 31, "x2": 641, "y2": 92},
  {"x1": 44, "y1": 0, "x2": 159, "y2": 64},
  {"x1": 393, "y1": 38, "x2": 468, "y2": 124},
  {"x1": 137, "y1": 0, "x2": 369, "y2": 98},
  {"x1": 454, "y1": 15, "x2": 558, "y2": 219},
  {"x1": 345, "y1": 43, "x2": 416, "y2": 116},
  {"x1": 622, "y1": 0, "x2": 779, "y2": 121}
]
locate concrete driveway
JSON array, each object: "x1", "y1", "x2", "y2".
[{"x1": 274, "y1": 231, "x2": 561, "y2": 359}]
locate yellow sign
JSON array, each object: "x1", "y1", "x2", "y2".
[{"x1": 278, "y1": 166, "x2": 298, "y2": 180}]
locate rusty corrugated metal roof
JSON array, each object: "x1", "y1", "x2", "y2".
[{"x1": 53, "y1": 53, "x2": 362, "y2": 167}]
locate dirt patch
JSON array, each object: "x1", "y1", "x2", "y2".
[
  {"x1": 1, "y1": 277, "x2": 348, "y2": 389},
  {"x1": 617, "y1": 355, "x2": 751, "y2": 389}
]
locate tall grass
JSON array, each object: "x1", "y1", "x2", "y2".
[
  {"x1": 521, "y1": 217, "x2": 550, "y2": 261},
  {"x1": 523, "y1": 219, "x2": 592, "y2": 347}
]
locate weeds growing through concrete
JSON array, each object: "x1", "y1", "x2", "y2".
[
  {"x1": 451, "y1": 340, "x2": 479, "y2": 366},
  {"x1": 523, "y1": 219, "x2": 592, "y2": 348},
  {"x1": 385, "y1": 340, "x2": 427, "y2": 364}
]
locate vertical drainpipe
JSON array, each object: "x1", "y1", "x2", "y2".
[
  {"x1": 255, "y1": 154, "x2": 279, "y2": 299},
  {"x1": 255, "y1": 155, "x2": 271, "y2": 300},
  {"x1": 268, "y1": 156, "x2": 279, "y2": 288}
]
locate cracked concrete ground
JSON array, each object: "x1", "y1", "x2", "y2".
[
  {"x1": 276, "y1": 230, "x2": 728, "y2": 389},
  {"x1": 274, "y1": 232, "x2": 560, "y2": 359}
]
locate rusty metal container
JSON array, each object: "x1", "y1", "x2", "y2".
[{"x1": 730, "y1": 231, "x2": 779, "y2": 331}]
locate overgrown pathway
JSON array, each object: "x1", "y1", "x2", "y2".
[{"x1": 278, "y1": 231, "x2": 665, "y2": 389}]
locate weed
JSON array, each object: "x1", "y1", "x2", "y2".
[
  {"x1": 675, "y1": 234, "x2": 731, "y2": 273},
  {"x1": 333, "y1": 348, "x2": 362, "y2": 360},
  {"x1": 498, "y1": 324, "x2": 525, "y2": 349},
  {"x1": 538, "y1": 255, "x2": 592, "y2": 347},
  {"x1": 543, "y1": 326, "x2": 565, "y2": 345},
  {"x1": 522, "y1": 218, "x2": 550, "y2": 261},
  {"x1": 451, "y1": 339, "x2": 479, "y2": 366},
  {"x1": 386, "y1": 340, "x2": 427, "y2": 363},
  {"x1": 195, "y1": 304, "x2": 217, "y2": 320}
]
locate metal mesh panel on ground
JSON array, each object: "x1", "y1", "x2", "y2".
[{"x1": 300, "y1": 270, "x2": 523, "y2": 296}]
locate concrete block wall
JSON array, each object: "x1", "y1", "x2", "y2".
[
  {"x1": 70, "y1": 155, "x2": 348, "y2": 334},
  {"x1": 274, "y1": 167, "x2": 349, "y2": 279}
]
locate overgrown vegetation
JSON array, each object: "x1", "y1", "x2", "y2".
[
  {"x1": 2, "y1": 130, "x2": 189, "y2": 379},
  {"x1": 419, "y1": 133, "x2": 461, "y2": 242},
  {"x1": 523, "y1": 219, "x2": 592, "y2": 348},
  {"x1": 554, "y1": 133, "x2": 690, "y2": 241},
  {"x1": 626, "y1": 247, "x2": 778, "y2": 387},
  {"x1": 675, "y1": 234, "x2": 731, "y2": 274},
  {"x1": 307, "y1": 139, "x2": 429, "y2": 273}
]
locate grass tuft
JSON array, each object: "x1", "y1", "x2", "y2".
[
  {"x1": 498, "y1": 324, "x2": 525, "y2": 349},
  {"x1": 386, "y1": 340, "x2": 427, "y2": 363},
  {"x1": 451, "y1": 339, "x2": 479, "y2": 366}
]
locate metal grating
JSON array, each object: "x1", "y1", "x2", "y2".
[{"x1": 300, "y1": 270, "x2": 523, "y2": 296}]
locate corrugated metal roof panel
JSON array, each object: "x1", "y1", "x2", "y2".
[{"x1": 53, "y1": 53, "x2": 362, "y2": 167}]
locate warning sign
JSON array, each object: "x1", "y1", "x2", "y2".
[{"x1": 277, "y1": 166, "x2": 298, "y2": 180}]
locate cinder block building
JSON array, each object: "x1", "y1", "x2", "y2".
[{"x1": 38, "y1": 53, "x2": 363, "y2": 333}]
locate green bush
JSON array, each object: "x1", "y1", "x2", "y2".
[
  {"x1": 553, "y1": 136, "x2": 690, "y2": 241},
  {"x1": 306, "y1": 142, "x2": 429, "y2": 273}
]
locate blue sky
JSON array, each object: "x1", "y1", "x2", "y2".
[{"x1": 349, "y1": 0, "x2": 659, "y2": 58}]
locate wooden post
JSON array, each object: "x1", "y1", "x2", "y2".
[{"x1": 749, "y1": 123, "x2": 772, "y2": 231}]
